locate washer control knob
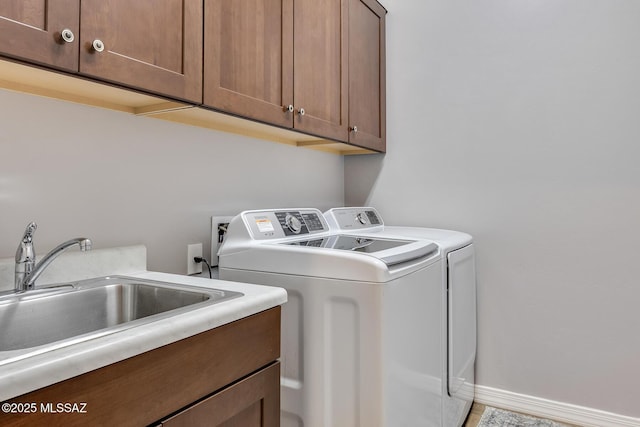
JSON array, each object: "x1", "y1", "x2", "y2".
[
  {"x1": 285, "y1": 214, "x2": 303, "y2": 234},
  {"x1": 356, "y1": 212, "x2": 368, "y2": 225}
]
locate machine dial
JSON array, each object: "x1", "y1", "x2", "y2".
[
  {"x1": 356, "y1": 212, "x2": 368, "y2": 225},
  {"x1": 284, "y1": 214, "x2": 303, "y2": 234}
]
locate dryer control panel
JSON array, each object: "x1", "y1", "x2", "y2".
[
  {"x1": 242, "y1": 209, "x2": 329, "y2": 240},
  {"x1": 324, "y1": 207, "x2": 384, "y2": 231}
]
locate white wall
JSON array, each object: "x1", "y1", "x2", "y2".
[
  {"x1": 345, "y1": 0, "x2": 640, "y2": 419},
  {"x1": 0, "y1": 88, "x2": 344, "y2": 278}
]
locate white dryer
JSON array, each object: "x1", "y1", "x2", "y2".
[
  {"x1": 218, "y1": 208, "x2": 446, "y2": 427},
  {"x1": 324, "y1": 207, "x2": 477, "y2": 427}
]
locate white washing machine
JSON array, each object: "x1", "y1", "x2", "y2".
[
  {"x1": 324, "y1": 207, "x2": 476, "y2": 427},
  {"x1": 218, "y1": 208, "x2": 447, "y2": 427}
]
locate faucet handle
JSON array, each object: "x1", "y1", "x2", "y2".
[
  {"x1": 21, "y1": 222, "x2": 37, "y2": 242},
  {"x1": 15, "y1": 221, "x2": 37, "y2": 269}
]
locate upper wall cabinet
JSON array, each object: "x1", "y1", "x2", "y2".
[
  {"x1": 79, "y1": 0, "x2": 203, "y2": 103},
  {"x1": 348, "y1": 0, "x2": 386, "y2": 152},
  {"x1": 203, "y1": 0, "x2": 294, "y2": 129},
  {"x1": 204, "y1": 0, "x2": 355, "y2": 145},
  {"x1": 292, "y1": 0, "x2": 349, "y2": 142},
  {"x1": 0, "y1": 1, "x2": 80, "y2": 72},
  {"x1": 0, "y1": 0, "x2": 203, "y2": 103},
  {"x1": 0, "y1": 0, "x2": 385, "y2": 154}
]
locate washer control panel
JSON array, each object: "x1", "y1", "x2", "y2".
[
  {"x1": 243, "y1": 209, "x2": 329, "y2": 240},
  {"x1": 276, "y1": 211, "x2": 307, "y2": 235},
  {"x1": 324, "y1": 207, "x2": 384, "y2": 231}
]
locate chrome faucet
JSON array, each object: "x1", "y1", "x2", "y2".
[{"x1": 15, "y1": 222, "x2": 92, "y2": 292}]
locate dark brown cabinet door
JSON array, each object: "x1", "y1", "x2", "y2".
[
  {"x1": 79, "y1": 0, "x2": 203, "y2": 103},
  {"x1": 293, "y1": 0, "x2": 349, "y2": 142},
  {"x1": 204, "y1": 0, "x2": 294, "y2": 128},
  {"x1": 0, "y1": 0, "x2": 79, "y2": 71},
  {"x1": 161, "y1": 362, "x2": 281, "y2": 427},
  {"x1": 348, "y1": 0, "x2": 386, "y2": 152},
  {"x1": 204, "y1": 0, "x2": 348, "y2": 143}
]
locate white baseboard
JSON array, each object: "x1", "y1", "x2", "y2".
[{"x1": 474, "y1": 385, "x2": 640, "y2": 427}]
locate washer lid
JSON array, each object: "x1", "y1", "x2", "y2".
[{"x1": 282, "y1": 235, "x2": 438, "y2": 266}]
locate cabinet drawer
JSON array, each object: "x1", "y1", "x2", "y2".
[{"x1": 160, "y1": 362, "x2": 280, "y2": 427}]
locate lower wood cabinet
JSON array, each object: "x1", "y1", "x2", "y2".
[
  {"x1": 0, "y1": 307, "x2": 281, "y2": 427},
  {"x1": 159, "y1": 362, "x2": 280, "y2": 427}
]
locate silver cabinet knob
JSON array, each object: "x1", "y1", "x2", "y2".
[
  {"x1": 60, "y1": 28, "x2": 75, "y2": 43},
  {"x1": 92, "y1": 39, "x2": 105, "y2": 52},
  {"x1": 298, "y1": 108, "x2": 305, "y2": 116},
  {"x1": 284, "y1": 105, "x2": 294, "y2": 113},
  {"x1": 350, "y1": 125, "x2": 358, "y2": 133}
]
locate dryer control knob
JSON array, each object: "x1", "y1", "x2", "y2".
[
  {"x1": 285, "y1": 214, "x2": 303, "y2": 234},
  {"x1": 356, "y1": 212, "x2": 368, "y2": 225}
]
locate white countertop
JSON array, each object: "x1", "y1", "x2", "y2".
[{"x1": 0, "y1": 271, "x2": 287, "y2": 402}]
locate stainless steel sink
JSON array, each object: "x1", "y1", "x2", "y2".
[{"x1": 0, "y1": 276, "x2": 243, "y2": 354}]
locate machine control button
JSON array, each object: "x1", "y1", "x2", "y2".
[
  {"x1": 285, "y1": 214, "x2": 303, "y2": 234},
  {"x1": 301, "y1": 213, "x2": 325, "y2": 231},
  {"x1": 366, "y1": 210, "x2": 381, "y2": 225}
]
